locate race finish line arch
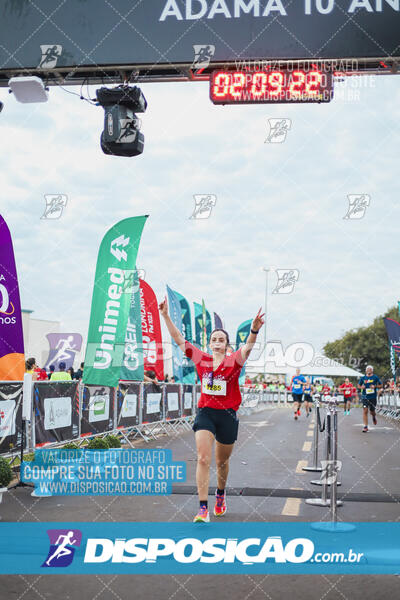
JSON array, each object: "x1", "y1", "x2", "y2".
[{"x1": 0, "y1": 0, "x2": 399, "y2": 88}]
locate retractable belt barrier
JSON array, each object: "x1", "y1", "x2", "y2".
[{"x1": 306, "y1": 396, "x2": 343, "y2": 520}]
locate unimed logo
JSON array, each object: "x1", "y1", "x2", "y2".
[
  {"x1": 84, "y1": 536, "x2": 314, "y2": 565},
  {"x1": 42, "y1": 529, "x2": 82, "y2": 568}
]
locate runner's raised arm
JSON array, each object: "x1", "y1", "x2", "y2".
[
  {"x1": 240, "y1": 307, "x2": 265, "y2": 362},
  {"x1": 159, "y1": 295, "x2": 186, "y2": 352}
]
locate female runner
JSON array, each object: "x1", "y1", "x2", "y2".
[{"x1": 159, "y1": 296, "x2": 264, "y2": 523}]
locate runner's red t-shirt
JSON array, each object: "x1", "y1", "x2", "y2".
[
  {"x1": 339, "y1": 382, "x2": 355, "y2": 398},
  {"x1": 184, "y1": 341, "x2": 245, "y2": 411},
  {"x1": 322, "y1": 385, "x2": 331, "y2": 396}
]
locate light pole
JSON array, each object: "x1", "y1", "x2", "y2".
[{"x1": 262, "y1": 268, "x2": 270, "y2": 375}]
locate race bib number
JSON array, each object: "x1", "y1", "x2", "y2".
[
  {"x1": 202, "y1": 378, "x2": 227, "y2": 396},
  {"x1": 366, "y1": 387, "x2": 375, "y2": 394},
  {"x1": 293, "y1": 384, "x2": 301, "y2": 390}
]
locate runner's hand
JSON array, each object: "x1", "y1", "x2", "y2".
[
  {"x1": 159, "y1": 296, "x2": 169, "y2": 318},
  {"x1": 251, "y1": 307, "x2": 265, "y2": 333}
]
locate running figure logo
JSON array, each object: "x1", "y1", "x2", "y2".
[
  {"x1": 192, "y1": 45, "x2": 215, "y2": 72},
  {"x1": 42, "y1": 529, "x2": 82, "y2": 568},
  {"x1": 38, "y1": 45, "x2": 62, "y2": 69},
  {"x1": 319, "y1": 460, "x2": 342, "y2": 485},
  {"x1": 190, "y1": 195, "x2": 217, "y2": 219},
  {"x1": 265, "y1": 119, "x2": 291, "y2": 144},
  {"x1": 41, "y1": 195, "x2": 67, "y2": 220},
  {"x1": 272, "y1": 269, "x2": 299, "y2": 294},
  {"x1": 343, "y1": 194, "x2": 370, "y2": 219},
  {"x1": 121, "y1": 268, "x2": 145, "y2": 294}
]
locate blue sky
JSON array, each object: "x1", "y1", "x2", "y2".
[{"x1": 1, "y1": 73, "x2": 399, "y2": 358}]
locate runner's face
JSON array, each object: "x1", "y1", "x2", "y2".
[
  {"x1": 366, "y1": 368, "x2": 373, "y2": 376},
  {"x1": 210, "y1": 332, "x2": 228, "y2": 355}
]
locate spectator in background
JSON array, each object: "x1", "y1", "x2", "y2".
[
  {"x1": 35, "y1": 365, "x2": 48, "y2": 381},
  {"x1": 50, "y1": 361, "x2": 72, "y2": 381},
  {"x1": 68, "y1": 366, "x2": 75, "y2": 379},
  {"x1": 74, "y1": 362, "x2": 84, "y2": 380},
  {"x1": 164, "y1": 374, "x2": 169, "y2": 383},
  {"x1": 25, "y1": 357, "x2": 38, "y2": 381},
  {"x1": 170, "y1": 376, "x2": 176, "y2": 384},
  {"x1": 144, "y1": 370, "x2": 160, "y2": 385},
  {"x1": 48, "y1": 365, "x2": 55, "y2": 380}
]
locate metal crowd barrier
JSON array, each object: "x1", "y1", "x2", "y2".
[
  {"x1": 0, "y1": 382, "x2": 292, "y2": 456},
  {"x1": 0, "y1": 381, "x2": 198, "y2": 457},
  {"x1": 377, "y1": 392, "x2": 400, "y2": 420}
]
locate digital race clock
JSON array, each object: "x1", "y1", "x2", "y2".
[{"x1": 210, "y1": 69, "x2": 333, "y2": 105}]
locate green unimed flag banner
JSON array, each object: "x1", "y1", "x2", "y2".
[
  {"x1": 83, "y1": 216, "x2": 148, "y2": 387},
  {"x1": 120, "y1": 269, "x2": 144, "y2": 382}
]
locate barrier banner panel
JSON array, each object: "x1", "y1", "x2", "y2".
[
  {"x1": 34, "y1": 382, "x2": 79, "y2": 446},
  {"x1": 182, "y1": 384, "x2": 194, "y2": 417},
  {"x1": 117, "y1": 382, "x2": 140, "y2": 428},
  {"x1": 165, "y1": 384, "x2": 181, "y2": 420},
  {"x1": 242, "y1": 391, "x2": 259, "y2": 409},
  {"x1": 81, "y1": 386, "x2": 114, "y2": 436},
  {"x1": 142, "y1": 383, "x2": 163, "y2": 424},
  {"x1": 0, "y1": 382, "x2": 23, "y2": 454}
]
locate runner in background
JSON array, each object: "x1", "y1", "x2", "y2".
[
  {"x1": 291, "y1": 368, "x2": 306, "y2": 420},
  {"x1": 321, "y1": 382, "x2": 331, "y2": 397},
  {"x1": 339, "y1": 377, "x2": 356, "y2": 415},
  {"x1": 358, "y1": 365, "x2": 382, "y2": 433},
  {"x1": 303, "y1": 377, "x2": 314, "y2": 417}
]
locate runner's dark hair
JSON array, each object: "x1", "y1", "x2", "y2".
[{"x1": 209, "y1": 328, "x2": 230, "y2": 347}]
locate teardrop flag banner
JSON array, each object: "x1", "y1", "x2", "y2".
[
  {"x1": 174, "y1": 290, "x2": 195, "y2": 384},
  {"x1": 83, "y1": 216, "x2": 148, "y2": 387},
  {"x1": 236, "y1": 319, "x2": 252, "y2": 385},
  {"x1": 214, "y1": 312, "x2": 223, "y2": 330},
  {"x1": 139, "y1": 279, "x2": 164, "y2": 382},
  {"x1": 0, "y1": 215, "x2": 25, "y2": 380},
  {"x1": 194, "y1": 302, "x2": 203, "y2": 349},
  {"x1": 166, "y1": 285, "x2": 183, "y2": 383},
  {"x1": 120, "y1": 269, "x2": 144, "y2": 382}
]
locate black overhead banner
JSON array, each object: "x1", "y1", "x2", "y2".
[
  {"x1": 0, "y1": 0, "x2": 399, "y2": 73},
  {"x1": 0, "y1": 382, "x2": 23, "y2": 454},
  {"x1": 34, "y1": 381, "x2": 79, "y2": 446}
]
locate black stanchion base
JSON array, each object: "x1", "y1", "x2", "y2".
[{"x1": 302, "y1": 466, "x2": 323, "y2": 472}]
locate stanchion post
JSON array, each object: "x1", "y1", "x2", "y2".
[
  {"x1": 303, "y1": 395, "x2": 322, "y2": 472},
  {"x1": 305, "y1": 408, "x2": 331, "y2": 507}
]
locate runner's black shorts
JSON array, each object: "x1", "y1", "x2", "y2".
[
  {"x1": 362, "y1": 397, "x2": 377, "y2": 410},
  {"x1": 193, "y1": 406, "x2": 239, "y2": 445},
  {"x1": 304, "y1": 394, "x2": 313, "y2": 402},
  {"x1": 292, "y1": 393, "x2": 303, "y2": 403}
]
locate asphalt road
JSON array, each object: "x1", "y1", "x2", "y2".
[{"x1": 0, "y1": 404, "x2": 399, "y2": 599}]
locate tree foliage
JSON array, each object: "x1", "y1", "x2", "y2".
[{"x1": 323, "y1": 305, "x2": 399, "y2": 380}]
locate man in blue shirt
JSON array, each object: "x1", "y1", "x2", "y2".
[
  {"x1": 291, "y1": 368, "x2": 306, "y2": 420},
  {"x1": 358, "y1": 365, "x2": 382, "y2": 433}
]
